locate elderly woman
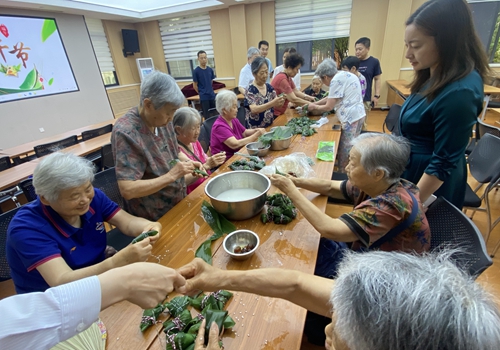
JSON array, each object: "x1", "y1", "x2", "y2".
[
  {"x1": 304, "y1": 75, "x2": 328, "y2": 100},
  {"x1": 178, "y1": 251, "x2": 500, "y2": 350},
  {"x1": 271, "y1": 133, "x2": 430, "y2": 277},
  {"x1": 308, "y1": 58, "x2": 366, "y2": 172},
  {"x1": 271, "y1": 53, "x2": 315, "y2": 116},
  {"x1": 6, "y1": 152, "x2": 161, "y2": 294},
  {"x1": 210, "y1": 90, "x2": 266, "y2": 161},
  {"x1": 173, "y1": 107, "x2": 226, "y2": 193},
  {"x1": 112, "y1": 71, "x2": 203, "y2": 221},
  {"x1": 244, "y1": 57, "x2": 285, "y2": 128}
]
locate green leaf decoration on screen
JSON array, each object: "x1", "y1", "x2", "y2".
[
  {"x1": 48, "y1": 78, "x2": 54, "y2": 86},
  {"x1": 18, "y1": 67, "x2": 38, "y2": 90},
  {"x1": 41, "y1": 19, "x2": 56, "y2": 42}
]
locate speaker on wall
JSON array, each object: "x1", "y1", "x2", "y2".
[{"x1": 122, "y1": 29, "x2": 139, "y2": 57}]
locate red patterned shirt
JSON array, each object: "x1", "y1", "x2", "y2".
[{"x1": 339, "y1": 179, "x2": 431, "y2": 253}]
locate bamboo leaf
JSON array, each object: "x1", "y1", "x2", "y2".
[{"x1": 41, "y1": 19, "x2": 56, "y2": 42}]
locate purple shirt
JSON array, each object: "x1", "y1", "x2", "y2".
[{"x1": 210, "y1": 116, "x2": 246, "y2": 161}]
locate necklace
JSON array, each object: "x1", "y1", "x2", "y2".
[{"x1": 177, "y1": 140, "x2": 204, "y2": 163}]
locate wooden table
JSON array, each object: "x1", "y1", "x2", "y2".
[
  {"x1": 386, "y1": 80, "x2": 500, "y2": 121},
  {"x1": 386, "y1": 80, "x2": 411, "y2": 106},
  {"x1": 2, "y1": 119, "x2": 117, "y2": 160},
  {"x1": 187, "y1": 88, "x2": 244, "y2": 108},
  {"x1": 100, "y1": 111, "x2": 341, "y2": 350},
  {"x1": 0, "y1": 134, "x2": 112, "y2": 191}
]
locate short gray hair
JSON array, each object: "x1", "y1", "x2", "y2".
[
  {"x1": 216, "y1": 90, "x2": 237, "y2": 115},
  {"x1": 139, "y1": 71, "x2": 185, "y2": 109},
  {"x1": 350, "y1": 133, "x2": 410, "y2": 184},
  {"x1": 331, "y1": 250, "x2": 500, "y2": 350},
  {"x1": 172, "y1": 107, "x2": 202, "y2": 133},
  {"x1": 251, "y1": 56, "x2": 268, "y2": 75},
  {"x1": 315, "y1": 58, "x2": 338, "y2": 78},
  {"x1": 247, "y1": 47, "x2": 260, "y2": 59},
  {"x1": 33, "y1": 152, "x2": 95, "y2": 202}
]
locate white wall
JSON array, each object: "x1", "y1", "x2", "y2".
[{"x1": 0, "y1": 8, "x2": 113, "y2": 149}]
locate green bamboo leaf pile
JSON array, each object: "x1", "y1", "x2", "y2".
[
  {"x1": 286, "y1": 116, "x2": 318, "y2": 136},
  {"x1": 195, "y1": 201, "x2": 236, "y2": 264},
  {"x1": 261, "y1": 193, "x2": 297, "y2": 225}
]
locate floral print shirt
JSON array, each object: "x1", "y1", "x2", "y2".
[
  {"x1": 339, "y1": 179, "x2": 431, "y2": 253},
  {"x1": 328, "y1": 71, "x2": 365, "y2": 124},
  {"x1": 111, "y1": 107, "x2": 186, "y2": 221},
  {"x1": 244, "y1": 83, "x2": 277, "y2": 128}
]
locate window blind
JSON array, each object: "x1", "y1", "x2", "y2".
[
  {"x1": 84, "y1": 18, "x2": 116, "y2": 73},
  {"x1": 275, "y1": 0, "x2": 352, "y2": 44},
  {"x1": 159, "y1": 13, "x2": 214, "y2": 62}
]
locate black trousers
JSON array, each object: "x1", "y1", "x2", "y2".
[{"x1": 200, "y1": 99, "x2": 216, "y2": 120}]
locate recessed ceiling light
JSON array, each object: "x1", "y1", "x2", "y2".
[{"x1": 235, "y1": 0, "x2": 245, "y2": 2}]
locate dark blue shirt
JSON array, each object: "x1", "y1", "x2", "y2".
[
  {"x1": 193, "y1": 66, "x2": 216, "y2": 101},
  {"x1": 6, "y1": 189, "x2": 120, "y2": 294},
  {"x1": 358, "y1": 56, "x2": 382, "y2": 101}
]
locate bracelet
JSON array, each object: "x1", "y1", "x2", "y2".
[{"x1": 374, "y1": 95, "x2": 380, "y2": 98}]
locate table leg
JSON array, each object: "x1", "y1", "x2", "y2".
[{"x1": 481, "y1": 95, "x2": 491, "y2": 121}]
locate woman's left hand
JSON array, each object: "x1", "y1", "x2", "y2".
[
  {"x1": 207, "y1": 152, "x2": 226, "y2": 168},
  {"x1": 140, "y1": 222, "x2": 162, "y2": 244},
  {"x1": 305, "y1": 95, "x2": 316, "y2": 102},
  {"x1": 269, "y1": 174, "x2": 297, "y2": 194},
  {"x1": 307, "y1": 103, "x2": 317, "y2": 111}
]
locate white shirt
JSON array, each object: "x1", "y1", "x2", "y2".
[
  {"x1": 238, "y1": 63, "x2": 254, "y2": 90},
  {"x1": 265, "y1": 57, "x2": 273, "y2": 83},
  {"x1": 0, "y1": 276, "x2": 101, "y2": 349},
  {"x1": 328, "y1": 71, "x2": 366, "y2": 124},
  {"x1": 273, "y1": 65, "x2": 301, "y2": 90}
]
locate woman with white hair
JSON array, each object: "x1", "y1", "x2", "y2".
[
  {"x1": 177, "y1": 250, "x2": 500, "y2": 350},
  {"x1": 173, "y1": 107, "x2": 226, "y2": 193},
  {"x1": 308, "y1": 58, "x2": 366, "y2": 172},
  {"x1": 6, "y1": 152, "x2": 161, "y2": 294},
  {"x1": 112, "y1": 71, "x2": 203, "y2": 221},
  {"x1": 210, "y1": 90, "x2": 266, "y2": 161},
  {"x1": 270, "y1": 132, "x2": 430, "y2": 275}
]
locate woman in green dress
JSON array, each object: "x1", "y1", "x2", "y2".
[{"x1": 400, "y1": 0, "x2": 490, "y2": 208}]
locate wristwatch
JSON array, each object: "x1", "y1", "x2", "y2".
[{"x1": 374, "y1": 95, "x2": 380, "y2": 98}]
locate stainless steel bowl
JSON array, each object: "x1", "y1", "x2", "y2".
[
  {"x1": 223, "y1": 229, "x2": 260, "y2": 260},
  {"x1": 266, "y1": 127, "x2": 293, "y2": 151},
  {"x1": 205, "y1": 171, "x2": 271, "y2": 220},
  {"x1": 246, "y1": 142, "x2": 270, "y2": 157}
]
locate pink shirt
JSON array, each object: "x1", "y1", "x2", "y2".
[
  {"x1": 271, "y1": 72, "x2": 296, "y2": 116},
  {"x1": 179, "y1": 140, "x2": 210, "y2": 194},
  {"x1": 210, "y1": 116, "x2": 247, "y2": 161}
]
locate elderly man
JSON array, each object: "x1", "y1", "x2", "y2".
[
  {"x1": 178, "y1": 251, "x2": 500, "y2": 350},
  {"x1": 7, "y1": 152, "x2": 161, "y2": 294},
  {"x1": 238, "y1": 47, "x2": 261, "y2": 95},
  {"x1": 112, "y1": 71, "x2": 203, "y2": 221}
]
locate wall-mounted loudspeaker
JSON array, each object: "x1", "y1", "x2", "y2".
[{"x1": 122, "y1": 29, "x2": 139, "y2": 57}]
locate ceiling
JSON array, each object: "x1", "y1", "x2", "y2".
[{"x1": 0, "y1": 0, "x2": 272, "y2": 22}]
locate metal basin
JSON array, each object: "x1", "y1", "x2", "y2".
[
  {"x1": 223, "y1": 229, "x2": 260, "y2": 261},
  {"x1": 246, "y1": 142, "x2": 270, "y2": 157},
  {"x1": 205, "y1": 171, "x2": 270, "y2": 220},
  {"x1": 266, "y1": 127, "x2": 293, "y2": 151}
]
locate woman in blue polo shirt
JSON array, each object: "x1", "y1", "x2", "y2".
[{"x1": 6, "y1": 152, "x2": 162, "y2": 294}]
